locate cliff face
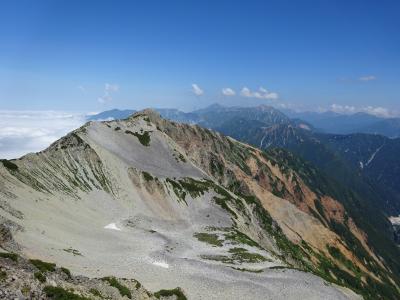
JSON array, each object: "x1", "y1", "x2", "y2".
[{"x1": 0, "y1": 110, "x2": 394, "y2": 299}]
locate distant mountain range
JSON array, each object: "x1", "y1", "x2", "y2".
[
  {"x1": 283, "y1": 110, "x2": 400, "y2": 138},
  {"x1": 88, "y1": 105, "x2": 400, "y2": 138}
]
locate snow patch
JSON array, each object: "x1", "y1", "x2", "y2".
[
  {"x1": 298, "y1": 123, "x2": 311, "y2": 130},
  {"x1": 152, "y1": 261, "x2": 169, "y2": 268},
  {"x1": 365, "y1": 143, "x2": 384, "y2": 167},
  {"x1": 104, "y1": 223, "x2": 121, "y2": 231},
  {"x1": 389, "y1": 216, "x2": 400, "y2": 226}
]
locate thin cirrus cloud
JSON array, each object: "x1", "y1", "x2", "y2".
[
  {"x1": 240, "y1": 87, "x2": 279, "y2": 100},
  {"x1": 329, "y1": 104, "x2": 394, "y2": 118},
  {"x1": 0, "y1": 111, "x2": 86, "y2": 159},
  {"x1": 359, "y1": 75, "x2": 377, "y2": 82},
  {"x1": 191, "y1": 84, "x2": 204, "y2": 96},
  {"x1": 98, "y1": 83, "x2": 119, "y2": 103},
  {"x1": 221, "y1": 88, "x2": 236, "y2": 96}
]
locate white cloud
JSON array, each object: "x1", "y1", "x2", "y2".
[
  {"x1": 191, "y1": 84, "x2": 204, "y2": 96},
  {"x1": 98, "y1": 83, "x2": 119, "y2": 103},
  {"x1": 0, "y1": 111, "x2": 86, "y2": 159},
  {"x1": 240, "y1": 86, "x2": 278, "y2": 100},
  {"x1": 362, "y1": 106, "x2": 391, "y2": 118},
  {"x1": 329, "y1": 104, "x2": 394, "y2": 118},
  {"x1": 330, "y1": 104, "x2": 357, "y2": 114},
  {"x1": 221, "y1": 88, "x2": 236, "y2": 96},
  {"x1": 105, "y1": 83, "x2": 119, "y2": 92},
  {"x1": 359, "y1": 75, "x2": 376, "y2": 81},
  {"x1": 77, "y1": 85, "x2": 86, "y2": 93}
]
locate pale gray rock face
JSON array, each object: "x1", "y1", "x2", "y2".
[{"x1": 0, "y1": 111, "x2": 362, "y2": 300}]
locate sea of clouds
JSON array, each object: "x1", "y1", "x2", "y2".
[{"x1": 0, "y1": 111, "x2": 87, "y2": 159}]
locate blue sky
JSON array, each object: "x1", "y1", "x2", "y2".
[{"x1": 0, "y1": 0, "x2": 399, "y2": 114}]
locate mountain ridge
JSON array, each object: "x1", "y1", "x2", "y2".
[{"x1": 1, "y1": 109, "x2": 399, "y2": 298}]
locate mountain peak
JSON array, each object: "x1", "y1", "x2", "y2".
[{"x1": 131, "y1": 108, "x2": 162, "y2": 121}]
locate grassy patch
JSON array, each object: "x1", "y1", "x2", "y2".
[
  {"x1": 125, "y1": 130, "x2": 151, "y2": 146},
  {"x1": 102, "y1": 277, "x2": 132, "y2": 299},
  {"x1": 43, "y1": 286, "x2": 90, "y2": 300},
  {"x1": 200, "y1": 254, "x2": 233, "y2": 264},
  {"x1": 0, "y1": 159, "x2": 18, "y2": 171},
  {"x1": 134, "y1": 279, "x2": 142, "y2": 289},
  {"x1": 213, "y1": 197, "x2": 237, "y2": 218},
  {"x1": 34, "y1": 272, "x2": 46, "y2": 283},
  {"x1": 154, "y1": 288, "x2": 187, "y2": 300},
  {"x1": 179, "y1": 178, "x2": 211, "y2": 198},
  {"x1": 224, "y1": 230, "x2": 261, "y2": 248},
  {"x1": 142, "y1": 171, "x2": 153, "y2": 181},
  {"x1": 166, "y1": 178, "x2": 187, "y2": 204},
  {"x1": 194, "y1": 232, "x2": 223, "y2": 247},
  {"x1": 0, "y1": 252, "x2": 18, "y2": 262},
  {"x1": 61, "y1": 267, "x2": 72, "y2": 279},
  {"x1": 89, "y1": 288, "x2": 103, "y2": 298},
  {"x1": 30, "y1": 259, "x2": 56, "y2": 272},
  {"x1": 166, "y1": 177, "x2": 212, "y2": 204},
  {"x1": 228, "y1": 247, "x2": 267, "y2": 263},
  {"x1": 21, "y1": 285, "x2": 30, "y2": 296},
  {"x1": 0, "y1": 271, "x2": 6, "y2": 281}
]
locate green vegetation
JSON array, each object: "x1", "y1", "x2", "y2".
[
  {"x1": 61, "y1": 267, "x2": 72, "y2": 279},
  {"x1": 142, "y1": 171, "x2": 153, "y2": 181},
  {"x1": 210, "y1": 159, "x2": 224, "y2": 177},
  {"x1": 200, "y1": 254, "x2": 233, "y2": 263},
  {"x1": 0, "y1": 270, "x2": 7, "y2": 281},
  {"x1": 0, "y1": 159, "x2": 18, "y2": 171},
  {"x1": 231, "y1": 267, "x2": 263, "y2": 273},
  {"x1": 314, "y1": 198, "x2": 326, "y2": 220},
  {"x1": 173, "y1": 151, "x2": 187, "y2": 163},
  {"x1": 201, "y1": 248, "x2": 267, "y2": 264},
  {"x1": 30, "y1": 259, "x2": 56, "y2": 272},
  {"x1": 224, "y1": 230, "x2": 261, "y2": 248},
  {"x1": 212, "y1": 185, "x2": 239, "y2": 218},
  {"x1": 43, "y1": 286, "x2": 90, "y2": 300},
  {"x1": 166, "y1": 177, "x2": 212, "y2": 204},
  {"x1": 269, "y1": 266, "x2": 300, "y2": 271},
  {"x1": 102, "y1": 276, "x2": 132, "y2": 299},
  {"x1": 21, "y1": 285, "x2": 31, "y2": 296},
  {"x1": 0, "y1": 252, "x2": 18, "y2": 262},
  {"x1": 166, "y1": 178, "x2": 187, "y2": 204},
  {"x1": 213, "y1": 196, "x2": 237, "y2": 218},
  {"x1": 179, "y1": 178, "x2": 211, "y2": 198},
  {"x1": 154, "y1": 288, "x2": 187, "y2": 300},
  {"x1": 34, "y1": 271, "x2": 46, "y2": 283},
  {"x1": 178, "y1": 153, "x2": 186, "y2": 162},
  {"x1": 228, "y1": 247, "x2": 267, "y2": 263},
  {"x1": 194, "y1": 232, "x2": 223, "y2": 247},
  {"x1": 134, "y1": 279, "x2": 141, "y2": 289},
  {"x1": 125, "y1": 130, "x2": 151, "y2": 146},
  {"x1": 89, "y1": 288, "x2": 103, "y2": 297}
]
